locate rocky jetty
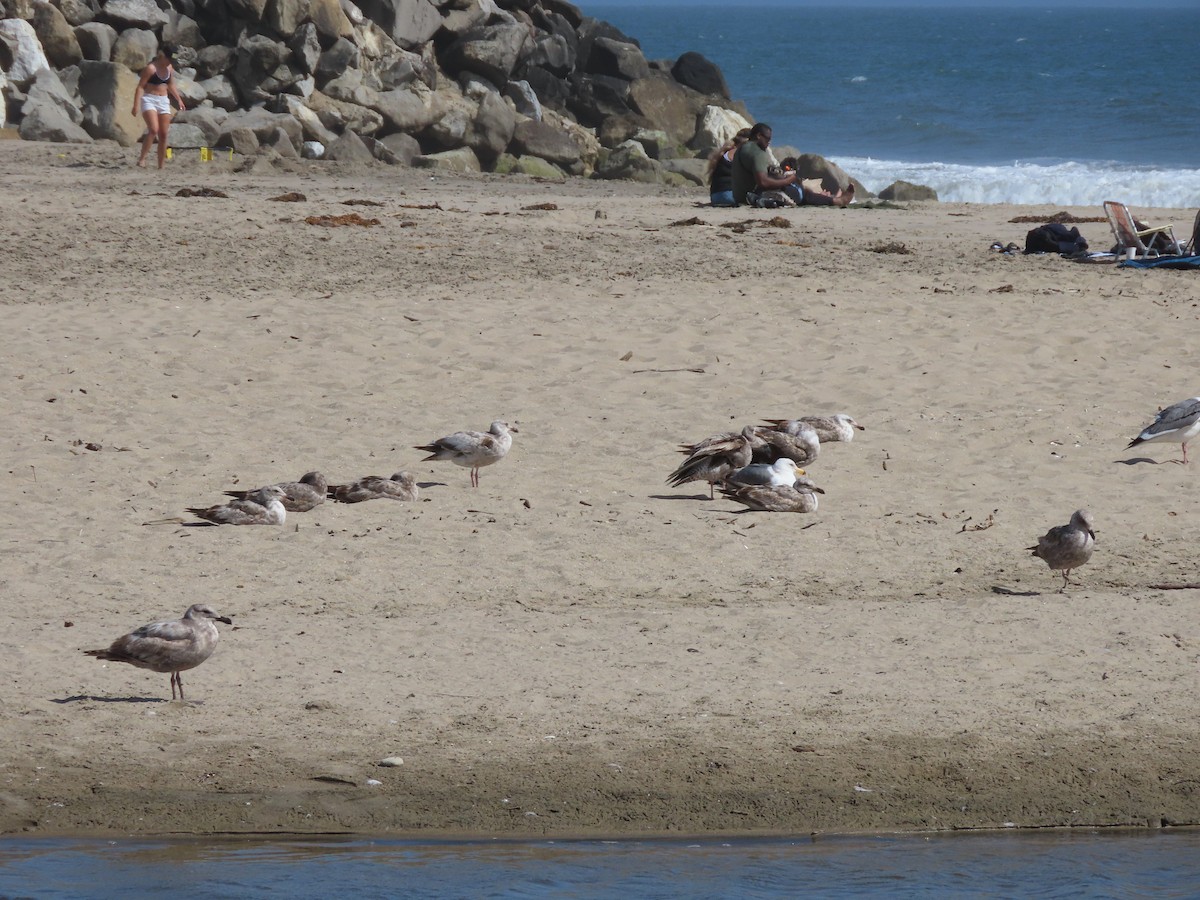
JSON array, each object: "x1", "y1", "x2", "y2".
[{"x1": 0, "y1": 0, "x2": 763, "y2": 183}]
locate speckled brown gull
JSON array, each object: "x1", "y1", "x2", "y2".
[
  {"x1": 328, "y1": 471, "x2": 420, "y2": 503},
  {"x1": 224, "y1": 471, "x2": 327, "y2": 512},
  {"x1": 752, "y1": 420, "x2": 821, "y2": 466},
  {"x1": 763, "y1": 414, "x2": 865, "y2": 444},
  {"x1": 415, "y1": 421, "x2": 517, "y2": 487},
  {"x1": 83, "y1": 603, "x2": 232, "y2": 700},
  {"x1": 187, "y1": 485, "x2": 287, "y2": 525},
  {"x1": 719, "y1": 476, "x2": 825, "y2": 513},
  {"x1": 1028, "y1": 508, "x2": 1096, "y2": 592},
  {"x1": 669, "y1": 425, "x2": 761, "y2": 498},
  {"x1": 1126, "y1": 397, "x2": 1200, "y2": 464}
]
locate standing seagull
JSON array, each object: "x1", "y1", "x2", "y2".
[
  {"x1": 1028, "y1": 508, "x2": 1096, "y2": 593},
  {"x1": 224, "y1": 471, "x2": 327, "y2": 512},
  {"x1": 669, "y1": 425, "x2": 762, "y2": 498},
  {"x1": 187, "y1": 485, "x2": 287, "y2": 525},
  {"x1": 1126, "y1": 397, "x2": 1200, "y2": 464},
  {"x1": 83, "y1": 603, "x2": 233, "y2": 700},
  {"x1": 415, "y1": 421, "x2": 517, "y2": 487}
]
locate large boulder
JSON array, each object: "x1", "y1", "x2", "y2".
[
  {"x1": 690, "y1": 104, "x2": 751, "y2": 155},
  {"x1": 73, "y1": 21, "x2": 116, "y2": 61},
  {"x1": 288, "y1": 22, "x2": 320, "y2": 75},
  {"x1": 627, "y1": 70, "x2": 704, "y2": 148},
  {"x1": 412, "y1": 145, "x2": 481, "y2": 173},
  {"x1": 163, "y1": 11, "x2": 204, "y2": 50},
  {"x1": 76, "y1": 59, "x2": 141, "y2": 144},
  {"x1": 18, "y1": 98, "x2": 92, "y2": 141},
  {"x1": 306, "y1": 87, "x2": 384, "y2": 134},
  {"x1": 520, "y1": 64, "x2": 569, "y2": 112},
  {"x1": 276, "y1": 93, "x2": 337, "y2": 144},
  {"x1": 355, "y1": 0, "x2": 440, "y2": 49},
  {"x1": 469, "y1": 88, "x2": 514, "y2": 160},
  {"x1": 307, "y1": 0, "x2": 354, "y2": 42},
  {"x1": 324, "y1": 126, "x2": 374, "y2": 162},
  {"x1": 165, "y1": 120, "x2": 207, "y2": 147},
  {"x1": 111, "y1": 27, "x2": 157, "y2": 73},
  {"x1": 224, "y1": 0, "x2": 269, "y2": 22},
  {"x1": 174, "y1": 104, "x2": 226, "y2": 143},
  {"x1": 372, "y1": 80, "x2": 442, "y2": 131},
  {"x1": 670, "y1": 51, "x2": 728, "y2": 99},
  {"x1": 492, "y1": 151, "x2": 563, "y2": 180},
  {"x1": 99, "y1": 0, "x2": 168, "y2": 30},
  {"x1": 439, "y1": 0, "x2": 508, "y2": 38},
  {"x1": 194, "y1": 44, "x2": 233, "y2": 79},
  {"x1": 789, "y1": 152, "x2": 856, "y2": 194},
  {"x1": 509, "y1": 116, "x2": 579, "y2": 167},
  {"x1": 585, "y1": 36, "x2": 647, "y2": 81},
  {"x1": 31, "y1": 0, "x2": 82, "y2": 67},
  {"x1": 266, "y1": 0, "x2": 312, "y2": 37},
  {"x1": 442, "y1": 22, "x2": 530, "y2": 86},
  {"x1": 217, "y1": 106, "x2": 302, "y2": 146},
  {"x1": 879, "y1": 180, "x2": 938, "y2": 202},
  {"x1": 197, "y1": 74, "x2": 238, "y2": 109},
  {"x1": 377, "y1": 130, "x2": 419, "y2": 164},
  {"x1": 230, "y1": 32, "x2": 290, "y2": 103},
  {"x1": 24, "y1": 66, "x2": 81, "y2": 123},
  {"x1": 593, "y1": 138, "x2": 659, "y2": 183},
  {"x1": 56, "y1": 0, "x2": 96, "y2": 27},
  {"x1": 567, "y1": 72, "x2": 630, "y2": 125},
  {"x1": 503, "y1": 78, "x2": 539, "y2": 120},
  {"x1": 0, "y1": 18, "x2": 50, "y2": 87}
]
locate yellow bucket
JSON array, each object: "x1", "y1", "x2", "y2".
[{"x1": 200, "y1": 147, "x2": 212, "y2": 162}]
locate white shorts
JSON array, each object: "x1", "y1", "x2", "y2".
[{"x1": 140, "y1": 94, "x2": 171, "y2": 115}]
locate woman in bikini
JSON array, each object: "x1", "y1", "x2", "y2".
[{"x1": 132, "y1": 45, "x2": 186, "y2": 169}]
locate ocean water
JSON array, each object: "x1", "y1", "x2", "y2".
[
  {"x1": 583, "y1": 4, "x2": 1200, "y2": 207},
  {"x1": 3, "y1": 831, "x2": 1200, "y2": 898}
]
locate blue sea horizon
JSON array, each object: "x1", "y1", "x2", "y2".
[{"x1": 582, "y1": 4, "x2": 1200, "y2": 206}]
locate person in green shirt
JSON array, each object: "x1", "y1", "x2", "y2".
[{"x1": 731, "y1": 122, "x2": 854, "y2": 208}]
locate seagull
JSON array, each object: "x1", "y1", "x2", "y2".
[
  {"x1": 763, "y1": 414, "x2": 865, "y2": 443},
  {"x1": 1126, "y1": 397, "x2": 1200, "y2": 464},
  {"x1": 415, "y1": 421, "x2": 517, "y2": 487},
  {"x1": 719, "y1": 476, "x2": 825, "y2": 513},
  {"x1": 83, "y1": 603, "x2": 233, "y2": 700},
  {"x1": 727, "y1": 457, "x2": 807, "y2": 487},
  {"x1": 224, "y1": 471, "x2": 327, "y2": 512},
  {"x1": 187, "y1": 485, "x2": 287, "y2": 525},
  {"x1": 669, "y1": 425, "x2": 762, "y2": 498},
  {"x1": 328, "y1": 471, "x2": 420, "y2": 503},
  {"x1": 1028, "y1": 508, "x2": 1096, "y2": 592},
  {"x1": 752, "y1": 420, "x2": 821, "y2": 466}
]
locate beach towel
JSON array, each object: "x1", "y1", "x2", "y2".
[{"x1": 1118, "y1": 256, "x2": 1200, "y2": 270}]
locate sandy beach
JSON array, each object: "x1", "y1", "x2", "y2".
[{"x1": 2, "y1": 138, "x2": 1199, "y2": 838}]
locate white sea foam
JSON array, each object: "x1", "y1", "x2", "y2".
[{"x1": 833, "y1": 157, "x2": 1200, "y2": 209}]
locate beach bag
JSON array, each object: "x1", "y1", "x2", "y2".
[
  {"x1": 1024, "y1": 223, "x2": 1088, "y2": 255},
  {"x1": 754, "y1": 190, "x2": 793, "y2": 209}
]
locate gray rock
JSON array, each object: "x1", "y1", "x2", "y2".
[
  {"x1": 198, "y1": 74, "x2": 238, "y2": 110},
  {"x1": 301, "y1": 139, "x2": 324, "y2": 159},
  {"x1": 18, "y1": 99, "x2": 92, "y2": 141},
  {"x1": 586, "y1": 36, "x2": 648, "y2": 81},
  {"x1": 174, "y1": 104, "x2": 224, "y2": 143},
  {"x1": 231, "y1": 32, "x2": 290, "y2": 103},
  {"x1": 492, "y1": 151, "x2": 564, "y2": 180},
  {"x1": 165, "y1": 120, "x2": 206, "y2": 147},
  {"x1": 76, "y1": 59, "x2": 142, "y2": 144},
  {"x1": 596, "y1": 112, "x2": 651, "y2": 148},
  {"x1": 521, "y1": 65, "x2": 570, "y2": 112},
  {"x1": 503, "y1": 79, "x2": 540, "y2": 120},
  {"x1": 100, "y1": 0, "x2": 167, "y2": 29},
  {"x1": 111, "y1": 27, "x2": 156, "y2": 73},
  {"x1": 307, "y1": 0, "x2": 354, "y2": 43},
  {"x1": 670, "y1": 51, "x2": 728, "y2": 100},
  {"x1": 377, "y1": 129, "x2": 418, "y2": 164},
  {"x1": 660, "y1": 156, "x2": 706, "y2": 186},
  {"x1": 788, "y1": 152, "x2": 855, "y2": 194},
  {"x1": 56, "y1": 0, "x2": 96, "y2": 27},
  {"x1": 469, "y1": 88, "x2": 514, "y2": 160},
  {"x1": 223, "y1": 0, "x2": 268, "y2": 22},
  {"x1": 267, "y1": 124, "x2": 298, "y2": 157},
  {"x1": 510, "y1": 117, "x2": 579, "y2": 166},
  {"x1": 73, "y1": 21, "x2": 115, "y2": 61},
  {"x1": 356, "y1": 0, "x2": 440, "y2": 50},
  {"x1": 163, "y1": 12, "x2": 204, "y2": 51},
  {"x1": 25, "y1": 66, "x2": 81, "y2": 123},
  {"x1": 220, "y1": 125, "x2": 260, "y2": 155},
  {"x1": 276, "y1": 94, "x2": 337, "y2": 144},
  {"x1": 218, "y1": 107, "x2": 302, "y2": 146},
  {"x1": 627, "y1": 70, "x2": 704, "y2": 149},
  {"x1": 567, "y1": 73, "x2": 631, "y2": 126},
  {"x1": 0, "y1": 70, "x2": 7, "y2": 129},
  {"x1": 442, "y1": 22, "x2": 530, "y2": 85},
  {"x1": 0, "y1": 18, "x2": 51, "y2": 87},
  {"x1": 412, "y1": 145, "x2": 480, "y2": 173},
  {"x1": 631, "y1": 127, "x2": 671, "y2": 159},
  {"x1": 594, "y1": 138, "x2": 660, "y2": 183},
  {"x1": 194, "y1": 44, "x2": 233, "y2": 79},
  {"x1": 422, "y1": 89, "x2": 472, "y2": 148},
  {"x1": 267, "y1": 0, "x2": 311, "y2": 36},
  {"x1": 316, "y1": 37, "x2": 359, "y2": 84},
  {"x1": 289, "y1": 23, "x2": 320, "y2": 75},
  {"x1": 879, "y1": 180, "x2": 938, "y2": 202},
  {"x1": 307, "y1": 88, "x2": 384, "y2": 135},
  {"x1": 325, "y1": 126, "x2": 374, "y2": 163},
  {"x1": 373, "y1": 82, "x2": 440, "y2": 131},
  {"x1": 32, "y1": 0, "x2": 82, "y2": 67},
  {"x1": 526, "y1": 31, "x2": 572, "y2": 76}
]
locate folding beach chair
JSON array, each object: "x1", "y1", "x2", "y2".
[{"x1": 1103, "y1": 200, "x2": 1183, "y2": 258}]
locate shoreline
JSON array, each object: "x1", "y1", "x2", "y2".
[{"x1": 2, "y1": 139, "x2": 1199, "y2": 839}]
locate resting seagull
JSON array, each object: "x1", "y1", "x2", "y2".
[
  {"x1": 328, "y1": 471, "x2": 420, "y2": 503},
  {"x1": 415, "y1": 421, "x2": 517, "y2": 487},
  {"x1": 187, "y1": 485, "x2": 287, "y2": 525},
  {"x1": 763, "y1": 414, "x2": 865, "y2": 444},
  {"x1": 727, "y1": 457, "x2": 807, "y2": 487},
  {"x1": 224, "y1": 471, "x2": 327, "y2": 512},
  {"x1": 1028, "y1": 508, "x2": 1096, "y2": 593},
  {"x1": 719, "y1": 476, "x2": 825, "y2": 513},
  {"x1": 1126, "y1": 397, "x2": 1200, "y2": 464},
  {"x1": 83, "y1": 603, "x2": 233, "y2": 700}
]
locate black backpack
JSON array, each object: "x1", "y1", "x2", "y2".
[{"x1": 1024, "y1": 223, "x2": 1088, "y2": 255}]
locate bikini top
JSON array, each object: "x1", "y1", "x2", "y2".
[{"x1": 147, "y1": 66, "x2": 172, "y2": 85}]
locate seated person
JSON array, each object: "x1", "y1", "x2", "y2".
[
  {"x1": 707, "y1": 128, "x2": 751, "y2": 207},
  {"x1": 731, "y1": 122, "x2": 854, "y2": 208}
]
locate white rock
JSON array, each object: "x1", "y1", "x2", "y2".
[
  {"x1": 301, "y1": 140, "x2": 325, "y2": 159},
  {"x1": 378, "y1": 756, "x2": 404, "y2": 767},
  {"x1": 0, "y1": 19, "x2": 51, "y2": 88}
]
